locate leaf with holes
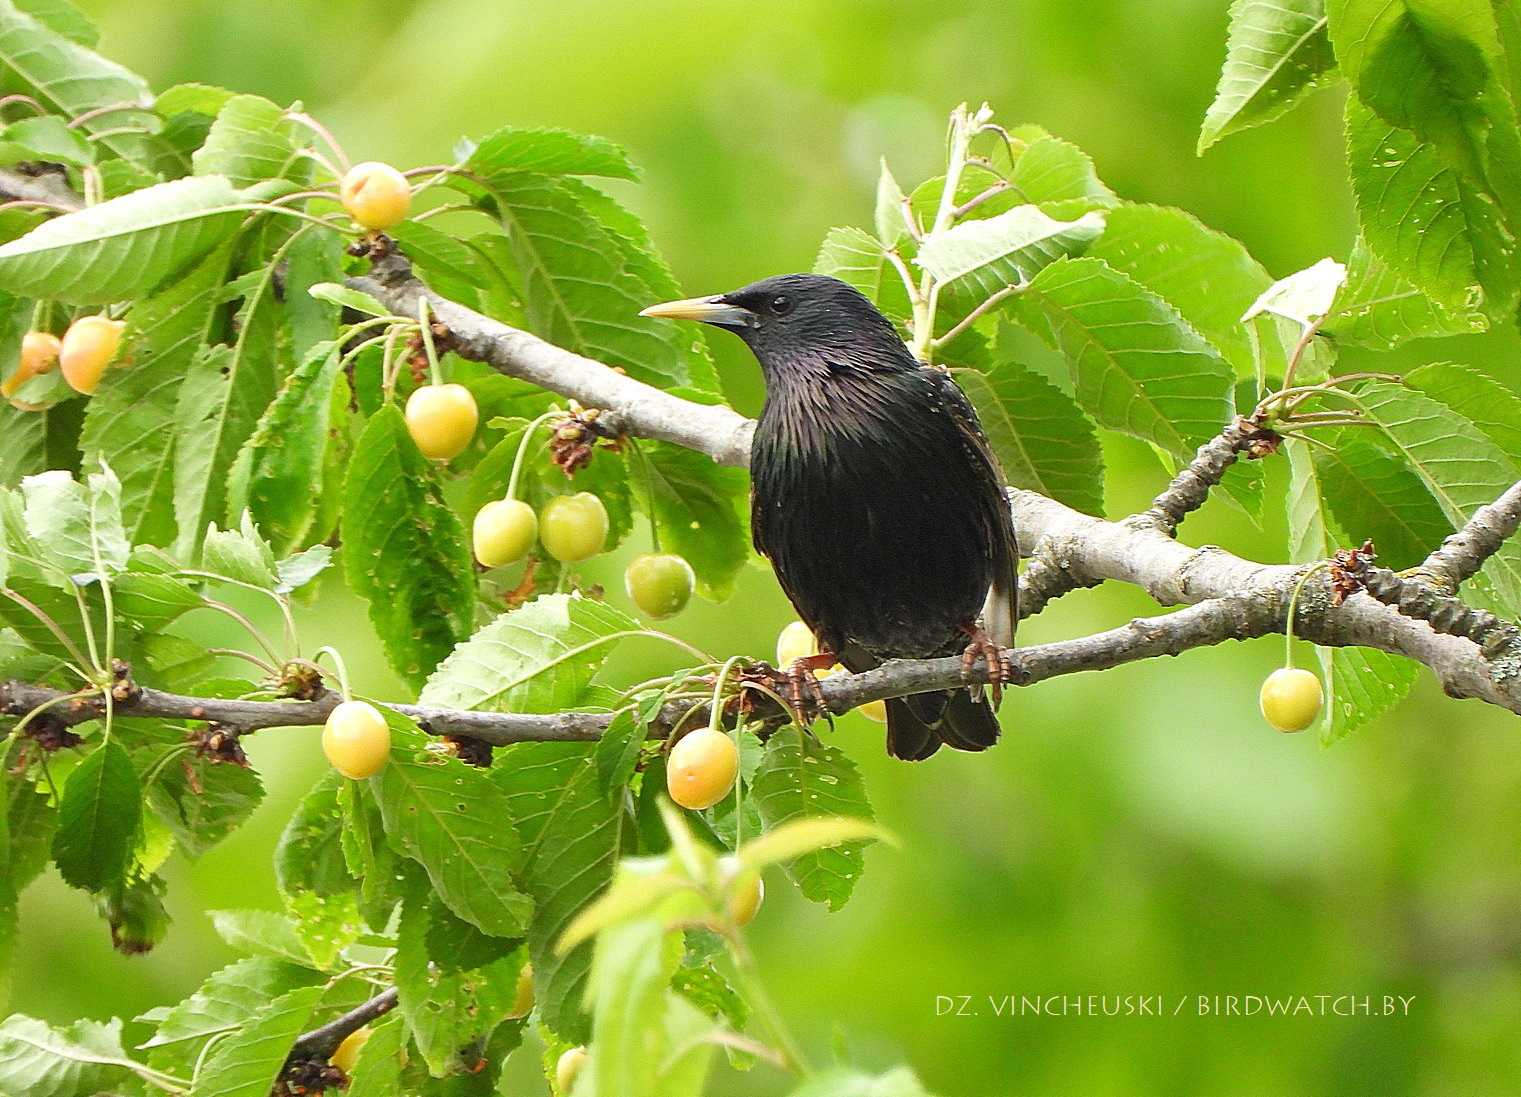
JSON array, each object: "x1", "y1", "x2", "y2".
[
  {"x1": 374, "y1": 717, "x2": 533, "y2": 938},
  {"x1": 750, "y1": 727, "x2": 875, "y2": 911},
  {"x1": 341, "y1": 405, "x2": 474, "y2": 687}
]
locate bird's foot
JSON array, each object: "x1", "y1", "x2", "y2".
[
  {"x1": 736, "y1": 653, "x2": 836, "y2": 730},
  {"x1": 958, "y1": 624, "x2": 1018, "y2": 707},
  {"x1": 785, "y1": 652, "x2": 837, "y2": 725}
]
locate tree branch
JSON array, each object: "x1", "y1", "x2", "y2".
[
  {"x1": 288, "y1": 987, "x2": 399, "y2": 1061},
  {"x1": 348, "y1": 250, "x2": 755, "y2": 467},
  {"x1": 0, "y1": 165, "x2": 84, "y2": 211},
  {"x1": 344, "y1": 252, "x2": 1521, "y2": 720},
  {"x1": 1416, "y1": 479, "x2": 1521, "y2": 592}
]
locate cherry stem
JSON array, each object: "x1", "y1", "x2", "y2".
[
  {"x1": 417, "y1": 298, "x2": 444, "y2": 387},
  {"x1": 1284, "y1": 562, "x2": 1328, "y2": 670},
  {"x1": 708, "y1": 655, "x2": 748, "y2": 847},
  {"x1": 627, "y1": 437, "x2": 662, "y2": 554},
  {"x1": 505, "y1": 410, "x2": 564, "y2": 503},
  {"x1": 314, "y1": 646, "x2": 353, "y2": 703}
]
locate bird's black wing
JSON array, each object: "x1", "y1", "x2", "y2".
[{"x1": 923, "y1": 366, "x2": 1019, "y2": 646}]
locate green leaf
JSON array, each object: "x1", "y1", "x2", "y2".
[
  {"x1": 14, "y1": 0, "x2": 96, "y2": 47},
  {"x1": 198, "y1": 514, "x2": 277, "y2": 588},
  {"x1": 813, "y1": 226, "x2": 911, "y2": 321},
  {"x1": 419, "y1": 592, "x2": 636, "y2": 716},
  {"x1": 6, "y1": 769, "x2": 55, "y2": 891},
  {"x1": 1345, "y1": 94, "x2": 1516, "y2": 311},
  {"x1": 146, "y1": 756, "x2": 263, "y2": 859},
  {"x1": 189, "y1": 984, "x2": 325, "y2": 1097},
  {"x1": 1403, "y1": 361, "x2": 1521, "y2": 460},
  {"x1": 374, "y1": 719, "x2": 534, "y2": 938},
  {"x1": 338, "y1": 779, "x2": 402, "y2": 932},
  {"x1": 915, "y1": 204, "x2": 1106, "y2": 298},
  {"x1": 20, "y1": 464, "x2": 127, "y2": 579},
  {"x1": 738, "y1": 816, "x2": 886, "y2": 873},
  {"x1": 641, "y1": 439, "x2": 750, "y2": 601},
  {"x1": 208, "y1": 908, "x2": 317, "y2": 967},
  {"x1": 952, "y1": 361, "x2": 1104, "y2": 515},
  {"x1": 463, "y1": 125, "x2": 638, "y2": 180},
  {"x1": 274, "y1": 543, "x2": 333, "y2": 595},
  {"x1": 305, "y1": 281, "x2": 389, "y2": 317},
  {"x1": 786, "y1": 1066, "x2": 940, "y2": 1097},
  {"x1": 340, "y1": 1013, "x2": 405, "y2": 1096},
  {"x1": 1352, "y1": 379, "x2": 1521, "y2": 610},
  {"x1": 140, "y1": 956, "x2": 324, "y2": 1049},
  {"x1": 0, "y1": 408, "x2": 48, "y2": 489},
  {"x1": 0, "y1": 0, "x2": 157, "y2": 164},
  {"x1": 492, "y1": 741, "x2": 625, "y2": 1043},
  {"x1": 153, "y1": 81, "x2": 235, "y2": 119},
  {"x1": 226, "y1": 342, "x2": 343, "y2": 555},
  {"x1": 0, "y1": 176, "x2": 245, "y2": 304},
  {"x1": 1199, "y1": 0, "x2": 1335, "y2": 151},
  {"x1": 191, "y1": 94, "x2": 301, "y2": 188},
  {"x1": 394, "y1": 878, "x2": 524, "y2": 1075},
  {"x1": 750, "y1": 726, "x2": 874, "y2": 911},
  {"x1": 0, "y1": 575, "x2": 98, "y2": 663},
  {"x1": 1286, "y1": 444, "x2": 1422, "y2": 743},
  {"x1": 875, "y1": 159, "x2": 910, "y2": 247},
  {"x1": 1326, "y1": 237, "x2": 1487, "y2": 349},
  {"x1": 0, "y1": 1015, "x2": 131, "y2": 1097},
  {"x1": 1085, "y1": 204, "x2": 1271, "y2": 373},
  {"x1": 275, "y1": 772, "x2": 351, "y2": 898},
  {"x1": 111, "y1": 571, "x2": 203, "y2": 632},
  {"x1": 172, "y1": 246, "x2": 288, "y2": 557},
  {"x1": 283, "y1": 229, "x2": 343, "y2": 363},
  {"x1": 1012, "y1": 257, "x2": 1235, "y2": 458},
  {"x1": 594, "y1": 708, "x2": 644, "y2": 801},
  {"x1": 1322, "y1": 644, "x2": 1421, "y2": 745},
  {"x1": 471, "y1": 172, "x2": 704, "y2": 391},
  {"x1": 0, "y1": 114, "x2": 93, "y2": 164},
  {"x1": 1313, "y1": 430, "x2": 1453, "y2": 569},
  {"x1": 558, "y1": 177, "x2": 724, "y2": 400},
  {"x1": 51, "y1": 738, "x2": 139, "y2": 892},
  {"x1": 583, "y1": 916, "x2": 687, "y2": 1097},
  {"x1": 1008, "y1": 132, "x2": 1118, "y2": 210},
  {"x1": 341, "y1": 405, "x2": 474, "y2": 687},
  {"x1": 81, "y1": 238, "x2": 235, "y2": 547},
  {"x1": 1330, "y1": 0, "x2": 1521, "y2": 232},
  {"x1": 1242, "y1": 256, "x2": 1346, "y2": 325}
]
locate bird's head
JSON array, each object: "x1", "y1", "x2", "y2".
[{"x1": 640, "y1": 273, "x2": 914, "y2": 375}]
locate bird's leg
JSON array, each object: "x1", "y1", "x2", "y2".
[{"x1": 958, "y1": 623, "x2": 1017, "y2": 707}]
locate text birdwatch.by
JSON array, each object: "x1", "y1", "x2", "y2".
[{"x1": 641, "y1": 273, "x2": 1020, "y2": 760}]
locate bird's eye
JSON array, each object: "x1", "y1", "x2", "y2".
[{"x1": 770, "y1": 294, "x2": 793, "y2": 315}]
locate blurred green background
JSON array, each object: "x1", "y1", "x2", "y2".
[{"x1": 16, "y1": 1, "x2": 1521, "y2": 1093}]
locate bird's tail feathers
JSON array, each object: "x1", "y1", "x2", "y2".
[{"x1": 885, "y1": 689, "x2": 1001, "y2": 761}]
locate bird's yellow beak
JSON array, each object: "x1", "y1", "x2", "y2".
[{"x1": 639, "y1": 295, "x2": 755, "y2": 328}]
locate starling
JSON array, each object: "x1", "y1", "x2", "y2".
[{"x1": 641, "y1": 274, "x2": 1018, "y2": 760}]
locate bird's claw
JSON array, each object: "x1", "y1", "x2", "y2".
[
  {"x1": 784, "y1": 653, "x2": 835, "y2": 725},
  {"x1": 959, "y1": 627, "x2": 1017, "y2": 708}
]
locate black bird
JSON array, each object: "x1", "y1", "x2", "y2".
[{"x1": 641, "y1": 273, "x2": 1018, "y2": 760}]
